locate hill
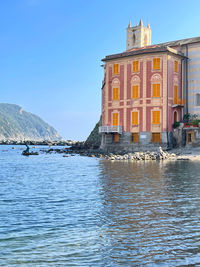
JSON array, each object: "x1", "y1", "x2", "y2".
[
  {"x1": 85, "y1": 116, "x2": 101, "y2": 148},
  {"x1": 0, "y1": 103, "x2": 61, "y2": 141}
]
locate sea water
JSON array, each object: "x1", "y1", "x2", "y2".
[{"x1": 0, "y1": 145, "x2": 200, "y2": 266}]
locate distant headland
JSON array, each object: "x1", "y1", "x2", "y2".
[
  {"x1": 0, "y1": 103, "x2": 61, "y2": 142},
  {"x1": 0, "y1": 103, "x2": 101, "y2": 148}
]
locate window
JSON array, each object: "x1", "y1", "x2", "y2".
[
  {"x1": 196, "y1": 94, "x2": 200, "y2": 106},
  {"x1": 112, "y1": 113, "x2": 119, "y2": 126},
  {"x1": 113, "y1": 133, "x2": 119, "y2": 142},
  {"x1": 152, "y1": 110, "x2": 160, "y2": 124},
  {"x1": 132, "y1": 61, "x2": 139, "y2": 72},
  {"x1": 132, "y1": 133, "x2": 139, "y2": 143},
  {"x1": 174, "y1": 85, "x2": 178, "y2": 104},
  {"x1": 152, "y1": 84, "x2": 160, "y2": 97},
  {"x1": 174, "y1": 111, "x2": 178, "y2": 123},
  {"x1": 144, "y1": 34, "x2": 148, "y2": 46},
  {"x1": 153, "y1": 58, "x2": 160, "y2": 70},
  {"x1": 132, "y1": 85, "x2": 139, "y2": 99},
  {"x1": 113, "y1": 87, "x2": 119, "y2": 100},
  {"x1": 188, "y1": 133, "x2": 192, "y2": 143},
  {"x1": 174, "y1": 60, "x2": 178, "y2": 72},
  {"x1": 133, "y1": 34, "x2": 136, "y2": 44},
  {"x1": 152, "y1": 133, "x2": 161, "y2": 143},
  {"x1": 132, "y1": 111, "x2": 138, "y2": 125},
  {"x1": 187, "y1": 132, "x2": 194, "y2": 144},
  {"x1": 113, "y1": 64, "x2": 119, "y2": 75}
]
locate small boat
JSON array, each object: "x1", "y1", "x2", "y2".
[{"x1": 22, "y1": 151, "x2": 39, "y2": 156}]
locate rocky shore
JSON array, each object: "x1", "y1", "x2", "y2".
[
  {"x1": 41, "y1": 145, "x2": 195, "y2": 161},
  {"x1": 3, "y1": 139, "x2": 200, "y2": 161}
]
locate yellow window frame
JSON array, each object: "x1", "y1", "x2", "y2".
[
  {"x1": 152, "y1": 83, "x2": 160, "y2": 97},
  {"x1": 112, "y1": 113, "x2": 119, "y2": 126},
  {"x1": 132, "y1": 111, "x2": 139, "y2": 125},
  {"x1": 132, "y1": 85, "x2": 139, "y2": 99},
  {"x1": 113, "y1": 87, "x2": 119, "y2": 100},
  {"x1": 132, "y1": 61, "x2": 139, "y2": 72},
  {"x1": 152, "y1": 110, "x2": 160, "y2": 124},
  {"x1": 174, "y1": 60, "x2": 178, "y2": 72},
  {"x1": 113, "y1": 64, "x2": 119, "y2": 75},
  {"x1": 174, "y1": 85, "x2": 178, "y2": 104},
  {"x1": 153, "y1": 58, "x2": 160, "y2": 70}
]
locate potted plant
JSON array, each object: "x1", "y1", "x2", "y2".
[
  {"x1": 173, "y1": 121, "x2": 180, "y2": 129},
  {"x1": 184, "y1": 123, "x2": 190, "y2": 128},
  {"x1": 183, "y1": 113, "x2": 191, "y2": 123},
  {"x1": 192, "y1": 119, "x2": 199, "y2": 127}
]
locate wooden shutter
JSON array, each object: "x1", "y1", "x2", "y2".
[
  {"x1": 132, "y1": 85, "x2": 139, "y2": 98},
  {"x1": 132, "y1": 133, "x2": 139, "y2": 143},
  {"x1": 133, "y1": 61, "x2": 139, "y2": 72},
  {"x1": 152, "y1": 133, "x2": 161, "y2": 143},
  {"x1": 174, "y1": 85, "x2": 178, "y2": 104},
  {"x1": 112, "y1": 113, "x2": 119, "y2": 126},
  {"x1": 153, "y1": 58, "x2": 160, "y2": 70},
  {"x1": 114, "y1": 133, "x2": 119, "y2": 142},
  {"x1": 132, "y1": 111, "x2": 138, "y2": 125},
  {"x1": 113, "y1": 64, "x2": 119, "y2": 74},
  {"x1": 152, "y1": 84, "x2": 160, "y2": 97},
  {"x1": 113, "y1": 87, "x2": 119, "y2": 100},
  {"x1": 174, "y1": 61, "x2": 178, "y2": 72},
  {"x1": 152, "y1": 111, "x2": 160, "y2": 124}
]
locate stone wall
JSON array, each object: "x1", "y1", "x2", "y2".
[{"x1": 100, "y1": 132, "x2": 168, "y2": 153}]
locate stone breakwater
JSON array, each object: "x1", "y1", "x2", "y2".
[
  {"x1": 0, "y1": 140, "x2": 82, "y2": 146},
  {"x1": 41, "y1": 147, "x2": 190, "y2": 161}
]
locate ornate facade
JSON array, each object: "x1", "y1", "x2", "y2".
[{"x1": 99, "y1": 20, "x2": 200, "y2": 151}]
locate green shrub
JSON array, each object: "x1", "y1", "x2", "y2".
[
  {"x1": 192, "y1": 119, "x2": 199, "y2": 126},
  {"x1": 173, "y1": 121, "x2": 180, "y2": 128},
  {"x1": 183, "y1": 113, "x2": 191, "y2": 123}
]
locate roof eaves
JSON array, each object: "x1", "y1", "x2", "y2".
[
  {"x1": 102, "y1": 46, "x2": 185, "y2": 62},
  {"x1": 157, "y1": 36, "x2": 200, "y2": 47}
]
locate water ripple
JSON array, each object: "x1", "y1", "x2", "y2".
[{"x1": 1, "y1": 146, "x2": 200, "y2": 266}]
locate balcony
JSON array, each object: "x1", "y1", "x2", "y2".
[
  {"x1": 183, "y1": 123, "x2": 199, "y2": 129},
  {"x1": 99, "y1": 126, "x2": 123, "y2": 134},
  {"x1": 172, "y1": 98, "x2": 186, "y2": 108}
]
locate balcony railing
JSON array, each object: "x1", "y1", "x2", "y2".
[
  {"x1": 99, "y1": 126, "x2": 123, "y2": 134},
  {"x1": 173, "y1": 98, "x2": 186, "y2": 106}
]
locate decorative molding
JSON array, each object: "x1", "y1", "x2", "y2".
[
  {"x1": 151, "y1": 73, "x2": 162, "y2": 82},
  {"x1": 131, "y1": 75, "x2": 140, "y2": 83},
  {"x1": 173, "y1": 76, "x2": 179, "y2": 84},
  {"x1": 112, "y1": 78, "x2": 120, "y2": 85}
]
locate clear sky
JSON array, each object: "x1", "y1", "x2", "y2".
[{"x1": 1, "y1": 0, "x2": 200, "y2": 140}]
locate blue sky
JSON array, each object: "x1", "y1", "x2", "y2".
[{"x1": 1, "y1": 0, "x2": 200, "y2": 140}]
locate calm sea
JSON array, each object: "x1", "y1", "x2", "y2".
[{"x1": 0, "y1": 145, "x2": 200, "y2": 266}]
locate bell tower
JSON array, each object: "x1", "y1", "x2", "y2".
[{"x1": 126, "y1": 19, "x2": 151, "y2": 50}]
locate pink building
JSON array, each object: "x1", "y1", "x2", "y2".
[{"x1": 99, "y1": 20, "x2": 186, "y2": 152}]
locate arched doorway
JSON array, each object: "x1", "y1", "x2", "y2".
[{"x1": 174, "y1": 111, "x2": 178, "y2": 123}]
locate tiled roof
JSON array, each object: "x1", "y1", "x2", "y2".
[
  {"x1": 159, "y1": 36, "x2": 200, "y2": 47},
  {"x1": 102, "y1": 46, "x2": 184, "y2": 62},
  {"x1": 102, "y1": 36, "x2": 200, "y2": 62}
]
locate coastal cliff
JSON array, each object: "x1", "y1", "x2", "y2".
[
  {"x1": 85, "y1": 117, "x2": 101, "y2": 148},
  {"x1": 0, "y1": 103, "x2": 61, "y2": 141}
]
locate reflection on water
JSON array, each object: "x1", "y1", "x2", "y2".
[
  {"x1": 98, "y1": 160, "x2": 200, "y2": 266},
  {"x1": 1, "y1": 146, "x2": 200, "y2": 266}
]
